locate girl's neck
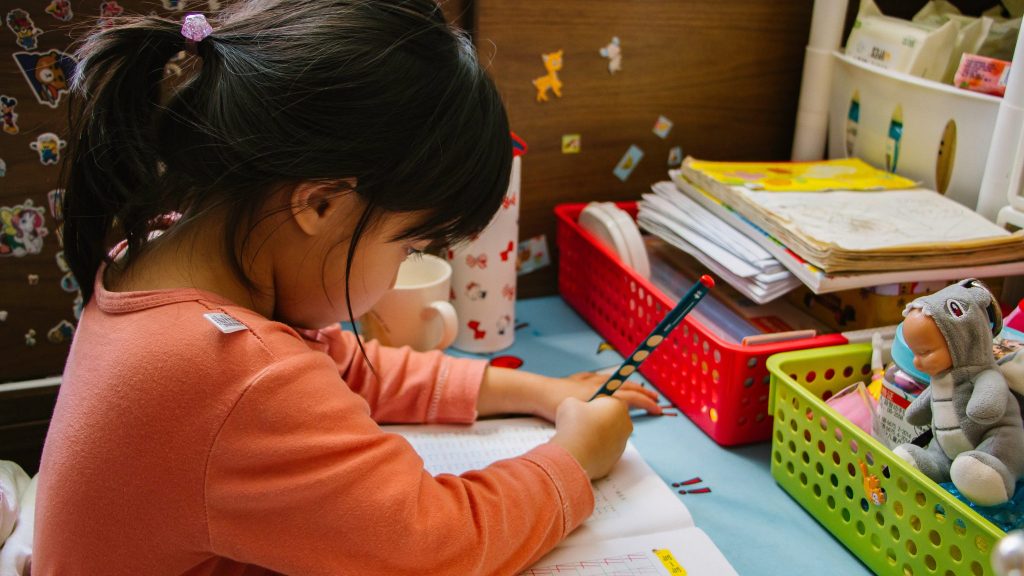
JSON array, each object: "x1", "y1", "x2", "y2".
[{"x1": 104, "y1": 215, "x2": 276, "y2": 318}]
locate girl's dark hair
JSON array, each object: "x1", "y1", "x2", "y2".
[{"x1": 63, "y1": 0, "x2": 511, "y2": 315}]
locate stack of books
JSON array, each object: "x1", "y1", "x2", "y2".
[
  {"x1": 638, "y1": 182, "x2": 800, "y2": 304},
  {"x1": 641, "y1": 157, "x2": 1024, "y2": 295}
]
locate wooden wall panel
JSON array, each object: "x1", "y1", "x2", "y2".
[{"x1": 475, "y1": 0, "x2": 816, "y2": 297}]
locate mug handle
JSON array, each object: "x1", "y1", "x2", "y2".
[{"x1": 427, "y1": 301, "x2": 458, "y2": 350}]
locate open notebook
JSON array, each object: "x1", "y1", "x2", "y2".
[{"x1": 382, "y1": 417, "x2": 736, "y2": 576}]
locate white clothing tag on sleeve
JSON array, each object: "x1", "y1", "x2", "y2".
[{"x1": 203, "y1": 312, "x2": 248, "y2": 334}]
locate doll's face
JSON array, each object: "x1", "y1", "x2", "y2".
[{"x1": 903, "y1": 310, "x2": 953, "y2": 376}]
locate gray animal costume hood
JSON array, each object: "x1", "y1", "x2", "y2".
[{"x1": 904, "y1": 279, "x2": 1003, "y2": 380}]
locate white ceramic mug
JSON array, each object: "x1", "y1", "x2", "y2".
[{"x1": 360, "y1": 254, "x2": 458, "y2": 351}]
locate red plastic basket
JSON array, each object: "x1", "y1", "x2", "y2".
[{"x1": 556, "y1": 202, "x2": 848, "y2": 445}]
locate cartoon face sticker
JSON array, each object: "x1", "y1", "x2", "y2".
[
  {"x1": 496, "y1": 314, "x2": 512, "y2": 336},
  {"x1": 30, "y1": 132, "x2": 67, "y2": 165},
  {"x1": 1, "y1": 95, "x2": 19, "y2": 135},
  {"x1": 45, "y1": 0, "x2": 74, "y2": 22},
  {"x1": 13, "y1": 50, "x2": 78, "y2": 108},
  {"x1": 99, "y1": 1, "x2": 124, "y2": 25},
  {"x1": 6, "y1": 9, "x2": 42, "y2": 50},
  {"x1": 0, "y1": 199, "x2": 48, "y2": 258},
  {"x1": 465, "y1": 281, "x2": 487, "y2": 301}
]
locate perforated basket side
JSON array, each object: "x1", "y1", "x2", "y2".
[
  {"x1": 556, "y1": 203, "x2": 846, "y2": 446},
  {"x1": 768, "y1": 345, "x2": 1005, "y2": 576}
]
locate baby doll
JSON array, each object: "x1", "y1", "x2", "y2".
[{"x1": 893, "y1": 279, "x2": 1024, "y2": 506}]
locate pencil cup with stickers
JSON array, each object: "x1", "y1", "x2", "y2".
[{"x1": 448, "y1": 155, "x2": 521, "y2": 353}]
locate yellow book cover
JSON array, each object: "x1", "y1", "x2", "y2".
[{"x1": 685, "y1": 157, "x2": 917, "y2": 192}]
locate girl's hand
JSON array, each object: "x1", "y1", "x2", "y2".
[{"x1": 476, "y1": 366, "x2": 663, "y2": 422}]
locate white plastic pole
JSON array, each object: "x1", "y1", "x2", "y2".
[
  {"x1": 791, "y1": 0, "x2": 850, "y2": 161},
  {"x1": 975, "y1": 27, "x2": 1024, "y2": 221}
]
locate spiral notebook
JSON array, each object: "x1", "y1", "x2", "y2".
[{"x1": 384, "y1": 417, "x2": 737, "y2": 575}]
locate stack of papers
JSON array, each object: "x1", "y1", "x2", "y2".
[
  {"x1": 678, "y1": 157, "x2": 1024, "y2": 274},
  {"x1": 638, "y1": 181, "x2": 801, "y2": 304}
]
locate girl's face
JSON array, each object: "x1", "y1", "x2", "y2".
[{"x1": 270, "y1": 202, "x2": 430, "y2": 330}]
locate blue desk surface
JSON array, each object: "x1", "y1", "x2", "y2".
[{"x1": 451, "y1": 296, "x2": 872, "y2": 576}]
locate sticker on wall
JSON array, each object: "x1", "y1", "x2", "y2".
[
  {"x1": 47, "y1": 189, "x2": 63, "y2": 221},
  {"x1": 44, "y1": 0, "x2": 73, "y2": 22},
  {"x1": 0, "y1": 310, "x2": 7, "y2": 322},
  {"x1": 27, "y1": 274, "x2": 39, "y2": 285},
  {"x1": 613, "y1": 144, "x2": 644, "y2": 182},
  {"x1": 56, "y1": 251, "x2": 78, "y2": 292},
  {"x1": 561, "y1": 133, "x2": 581, "y2": 154},
  {"x1": 13, "y1": 50, "x2": 77, "y2": 108},
  {"x1": 30, "y1": 132, "x2": 66, "y2": 165},
  {"x1": 1, "y1": 199, "x2": 48, "y2": 257},
  {"x1": 599, "y1": 36, "x2": 622, "y2": 74},
  {"x1": 516, "y1": 234, "x2": 551, "y2": 275},
  {"x1": 25, "y1": 329, "x2": 37, "y2": 347},
  {"x1": 47, "y1": 320, "x2": 75, "y2": 344},
  {"x1": 6, "y1": 9, "x2": 42, "y2": 50},
  {"x1": 532, "y1": 49, "x2": 563, "y2": 102},
  {"x1": 0, "y1": 159, "x2": 6, "y2": 178},
  {"x1": 652, "y1": 115, "x2": 673, "y2": 139},
  {"x1": 73, "y1": 292, "x2": 83, "y2": 320},
  {"x1": 162, "y1": 0, "x2": 187, "y2": 11},
  {"x1": 164, "y1": 50, "x2": 188, "y2": 78},
  {"x1": 99, "y1": 1, "x2": 124, "y2": 25},
  {"x1": 668, "y1": 145, "x2": 683, "y2": 167},
  {"x1": 1, "y1": 95, "x2": 19, "y2": 135}
]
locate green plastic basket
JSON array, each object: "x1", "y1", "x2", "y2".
[{"x1": 767, "y1": 344, "x2": 1005, "y2": 576}]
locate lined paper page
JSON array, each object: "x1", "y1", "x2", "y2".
[
  {"x1": 521, "y1": 528, "x2": 737, "y2": 575},
  {"x1": 383, "y1": 417, "x2": 694, "y2": 547}
]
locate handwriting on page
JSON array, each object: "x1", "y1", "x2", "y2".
[
  {"x1": 398, "y1": 425, "x2": 631, "y2": 522},
  {"x1": 399, "y1": 425, "x2": 555, "y2": 476}
]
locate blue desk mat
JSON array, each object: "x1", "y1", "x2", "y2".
[{"x1": 450, "y1": 296, "x2": 872, "y2": 576}]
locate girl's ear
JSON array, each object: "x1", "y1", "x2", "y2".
[{"x1": 289, "y1": 179, "x2": 357, "y2": 236}]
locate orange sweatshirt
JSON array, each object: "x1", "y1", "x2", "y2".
[{"x1": 35, "y1": 280, "x2": 594, "y2": 575}]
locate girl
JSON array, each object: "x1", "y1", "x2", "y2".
[{"x1": 36, "y1": 2, "x2": 660, "y2": 575}]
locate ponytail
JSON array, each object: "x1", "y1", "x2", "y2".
[
  {"x1": 62, "y1": 16, "x2": 191, "y2": 302},
  {"x1": 62, "y1": 1, "x2": 512, "y2": 316}
]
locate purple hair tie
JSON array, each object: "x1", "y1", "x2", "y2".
[{"x1": 181, "y1": 13, "x2": 213, "y2": 44}]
